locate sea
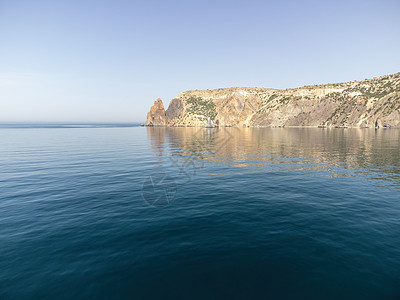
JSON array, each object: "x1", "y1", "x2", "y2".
[{"x1": 0, "y1": 124, "x2": 399, "y2": 299}]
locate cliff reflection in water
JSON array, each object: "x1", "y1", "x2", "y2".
[{"x1": 146, "y1": 127, "x2": 400, "y2": 185}]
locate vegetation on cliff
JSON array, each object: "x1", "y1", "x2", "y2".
[{"x1": 185, "y1": 96, "x2": 217, "y2": 120}]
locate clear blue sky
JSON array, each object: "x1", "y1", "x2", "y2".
[{"x1": 1, "y1": 0, "x2": 399, "y2": 123}]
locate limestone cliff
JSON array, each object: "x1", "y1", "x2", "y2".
[
  {"x1": 145, "y1": 98, "x2": 167, "y2": 126},
  {"x1": 145, "y1": 72, "x2": 400, "y2": 128}
]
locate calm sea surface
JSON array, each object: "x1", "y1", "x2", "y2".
[{"x1": 0, "y1": 126, "x2": 400, "y2": 299}]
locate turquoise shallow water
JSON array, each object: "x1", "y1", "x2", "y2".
[{"x1": 0, "y1": 126, "x2": 400, "y2": 299}]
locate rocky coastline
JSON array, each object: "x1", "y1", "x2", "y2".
[{"x1": 145, "y1": 72, "x2": 400, "y2": 128}]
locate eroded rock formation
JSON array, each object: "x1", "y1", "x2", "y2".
[{"x1": 145, "y1": 98, "x2": 167, "y2": 126}]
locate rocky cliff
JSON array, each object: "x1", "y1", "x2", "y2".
[
  {"x1": 145, "y1": 72, "x2": 400, "y2": 128},
  {"x1": 145, "y1": 98, "x2": 167, "y2": 126}
]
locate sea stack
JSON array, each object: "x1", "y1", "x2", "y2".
[{"x1": 145, "y1": 98, "x2": 167, "y2": 126}]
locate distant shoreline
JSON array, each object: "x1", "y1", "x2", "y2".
[{"x1": 0, "y1": 123, "x2": 142, "y2": 129}]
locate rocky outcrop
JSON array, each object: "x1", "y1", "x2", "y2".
[
  {"x1": 145, "y1": 72, "x2": 400, "y2": 128},
  {"x1": 165, "y1": 98, "x2": 183, "y2": 121},
  {"x1": 145, "y1": 98, "x2": 167, "y2": 126}
]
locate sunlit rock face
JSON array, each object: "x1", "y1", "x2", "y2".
[
  {"x1": 146, "y1": 72, "x2": 400, "y2": 128},
  {"x1": 145, "y1": 98, "x2": 167, "y2": 126}
]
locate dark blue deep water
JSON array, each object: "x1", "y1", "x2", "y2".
[{"x1": 1, "y1": 126, "x2": 400, "y2": 299}]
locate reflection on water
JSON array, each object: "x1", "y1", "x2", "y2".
[{"x1": 147, "y1": 127, "x2": 400, "y2": 186}]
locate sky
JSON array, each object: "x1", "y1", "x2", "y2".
[{"x1": 0, "y1": 0, "x2": 399, "y2": 123}]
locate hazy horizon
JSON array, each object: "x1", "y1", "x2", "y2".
[{"x1": 1, "y1": 0, "x2": 399, "y2": 123}]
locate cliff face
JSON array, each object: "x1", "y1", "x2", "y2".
[
  {"x1": 145, "y1": 72, "x2": 400, "y2": 128},
  {"x1": 145, "y1": 98, "x2": 167, "y2": 126}
]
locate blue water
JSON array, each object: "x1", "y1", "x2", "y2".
[{"x1": 1, "y1": 126, "x2": 400, "y2": 299}]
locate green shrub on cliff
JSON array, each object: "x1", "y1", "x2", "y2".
[{"x1": 186, "y1": 96, "x2": 217, "y2": 120}]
